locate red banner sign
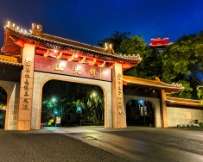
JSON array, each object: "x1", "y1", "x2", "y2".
[{"x1": 34, "y1": 55, "x2": 111, "y2": 81}]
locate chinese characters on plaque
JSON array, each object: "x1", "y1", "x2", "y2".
[
  {"x1": 23, "y1": 57, "x2": 33, "y2": 109},
  {"x1": 117, "y1": 73, "x2": 122, "y2": 114},
  {"x1": 89, "y1": 68, "x2": 97, "y2": 77}
]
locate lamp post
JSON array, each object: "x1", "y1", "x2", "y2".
[{"x1": 51, "y1": 97, "x2": 60, "y2": 126}]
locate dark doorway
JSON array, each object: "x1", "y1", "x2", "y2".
[
  {"x1": 0, "y1": 86, "x2": 7, "y2": 129},
  {"x1": 126, "y1": 100, "x2": 154, "y2": 127},
  {"x1": 41, "y1": 80, "x2": 104, "y2": 127}
]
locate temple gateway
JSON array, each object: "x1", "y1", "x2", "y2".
[{"x1": 0, "y1": 21, "x2": 202, "y2": 130}]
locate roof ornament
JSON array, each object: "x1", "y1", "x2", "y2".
[
  {"x1": 5, "y1": 21, "x2": 27, "y2": 34},
  {"x1": 104, "y1": 42, "x2": 114, "y2": 54},
  {"x1": 149, "y1": 36, "x2": 173, "y2": 47},
  {"x1": 172, "y1": 83, "x2": 182, "y2": 87},
  {"x1": 155, "y1": 77, "x2": 160, "y2": 82},
  {"x1": 29, "y1": 22, "x2": 43, "y2": 36}
]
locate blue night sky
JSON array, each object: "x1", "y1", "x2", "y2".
[{"x1": 0, "y1": 0, "x2": 203, "y2": 47}]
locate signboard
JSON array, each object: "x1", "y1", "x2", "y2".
[
  {"x1": 56, "y1": 117, "x2": 61, "y2": 124},
  {"x1": 34, "y1": 55, "x2": 112, "y2": 81}
]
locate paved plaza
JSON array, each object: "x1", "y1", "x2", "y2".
[{"x1": 0, "y1": 126, "x2": 203, "y2": 162}]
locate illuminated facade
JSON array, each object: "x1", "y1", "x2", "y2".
[{"x1": 0, "y1": 22, "x2": 202, "y2": 130}]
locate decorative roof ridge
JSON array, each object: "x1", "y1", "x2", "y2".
[
  {"x1": 0, "y1": 60, "x2": 23, "y2": 66},
  {"x1": 166, "y1": 97, "x2": 200, "y2": 103},
  {"x1": 166, "y1": 97, "x2": 203, "y2": 107},
  {"x1": 0, "y1": 54, "x2": 20, "y2": 63},
  {"x1": 123, "y1": 75, "x2": 184, "y2": 90},
  {"x1": 4, "y1": 21, "x2": 142, "y2": 63},
  {"x1": 41, "y1": 33, "x2": 105, "y2": 52}
]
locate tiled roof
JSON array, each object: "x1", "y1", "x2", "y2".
[
  {"x1": 2, "y1": 25, "x2": 142, "y2": 64},
  {"x1": 0, "y1": 54, "x2": 23, "y2": 66},
  {"x1": 166, "y1": 97, "x2": 203, "y2": 107},
  {"x1": 123, "y1": 75, "x2": 184, "y2": 93}
]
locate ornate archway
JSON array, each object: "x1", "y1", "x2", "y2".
[{"x1": 31, "y1": 72, "x2": 112, "y2": 129}]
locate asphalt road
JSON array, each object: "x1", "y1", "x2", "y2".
[{"x1": 0, "y1": 127, "x2": 203, "y2": 162}]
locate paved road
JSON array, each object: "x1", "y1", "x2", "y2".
[
  {"x1": 0, "y1": 128, "x2": 126, "y2": 162},
  {"x1": 0, "y1": 126, "x2": 203, "y2": 162}
]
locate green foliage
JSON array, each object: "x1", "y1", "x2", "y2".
[
  {"x1": 120, "y1": 35, "x2": 146, "y2": 54},
  {"x1": 42, "y1": 80, "x2": 104, "y2": 126},
  {"x1": 123, "y1": 37, "x2": 163, "y2": 80},
  {"x1": 97, "y1": 31, "x2": 130, "y2": 53},
  {"x1": 197, "y1": 86, "x2": 203, "y2": 104},
  {"x1": 101, "y1": 30, "x2": 203, "y2": 99},
  {"x1": 169, "y1": 80, "x2": 193, "y2": 99},
  {"x1": 0, "y1": 87, "x2": 7, "y2": 106}
]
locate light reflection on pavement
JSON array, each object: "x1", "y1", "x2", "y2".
[{"x1": 43, "y1": 126, "x2": 203, "y2": 162}]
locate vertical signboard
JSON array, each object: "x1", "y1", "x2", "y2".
[
  {"x1": 17, "y1": 44, "x2": 35, "y2": 130},
  {"x1": 112, "y1": 63, "x2": 126, "y2": 128}
]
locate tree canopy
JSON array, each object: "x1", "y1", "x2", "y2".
[
  {"x1": 0, "y1": 87, "x2": 7, "y2": 107},
  {"x1": 42, "y1": 80, "x2": 104, "y2": 126},
  {"x1": 98, "y1": 30, "x2": 203, "y2": 99},
  {"x1": 97, "y1": 31, "x2": 130, "y2": 53}
]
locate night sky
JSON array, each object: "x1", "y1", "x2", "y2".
[{"x1": 0, "y1": 0, "x2": 203, "y2": 48}]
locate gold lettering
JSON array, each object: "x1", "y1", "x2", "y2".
[
  {"x1": 89, "y1": 68, "x2": 97, "y2": 77},
  {"x1": 117, "y1": 73, "x2": 122, "y2": 79},
  {"x1": 25, "y1": 74, "x2": 30, "y2": 78},
  {"x1": 23, "y1": 99, "x2": 28, "y2": 109},
  {"x1": 119, "y1": 108, "x2": 122, "y2": 114},
  {"x1": 23, "y1": 102, "x2": 28, "y2": 109},
  {"x1": 25, "y1": 68, "x2": 30, "y2": 73},
  {"x1": 24, "y1": 79, "x2": 29, "y2": 85},
  {"x1": 24, "y1": 91, "x2": 29, "y2": 96},
  {"x1": 24, "y1": 85, "x2": 29, "y2": 90},
  {"x1": 54, "y1": 64, "x2": 64, "y2": 71},
  {"x1": 73, "y1": 66, "x2": 82, "y2": 75}
]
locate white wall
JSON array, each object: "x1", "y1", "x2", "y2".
[
  {"x1": 0, "y1": 80, "x2": 19, "y2": 130},
  {"x1": 167, "y1": 107, "x2": 203, "y2": 127}
]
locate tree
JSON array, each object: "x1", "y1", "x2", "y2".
[
  {"x1": 99, "y1": 30, "x2": 203, "y2": 99},
  {"x1": 97, "y1": 31, "x2": 130, "y2": 53},
  {"x1": 42, "y1": 80, "x2": 104, "y2": 126},
  {"x1": 122, "y1": 36, "x2": 164, "y2": 80},
  {"x1": 0, "y1": 87, "x2": 7, "y2": 107},
  {"x1": 197, "y1": 85, "x2": 203, "y2": 104},
  {"x1": 161, "y1": 32, "x2": 203, "y2": 98}
]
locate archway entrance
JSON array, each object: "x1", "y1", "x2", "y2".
[
  {"x1": 126, "y1": 99, "x2": 154, "y2": 127},
  {"x1": 0, "y1": 87, "x2": 7, "y2": 129},
  {"x1": 41, "y1": 80, "x2": 104, "y2": 127}
]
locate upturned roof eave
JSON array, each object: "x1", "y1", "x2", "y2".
[
  {"x1": 4, "y1": 27, "x2": 142, "y2": 64},
  {"x1": 123, "y1": 75, "x2": 184, "y2": 92},
  {"x1": 0, "y1": 60, "x2": 23, "y2": 67},
  {"x1": 166, "y1": 97, "x2": 203, "y2": 107}
]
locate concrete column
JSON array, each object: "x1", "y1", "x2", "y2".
[
  {"x1": 17, "y1": 44, "x2": 35, "y2": 130},
  {"x1": 112, "y1": 63, "x2": 126, "y2": 128},
  {"x1": 160, "y1": 89, "x2": 168, "y2": 128}
]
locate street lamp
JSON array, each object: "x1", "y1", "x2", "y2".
[
  {"x1": 92, "y1": 92, "x2": 96, "y2": 98},
  {"x1": 138, "y1": 99, "x2": 146, "y2": 126},
  {"x1": 52, "y1": 97, "x2": 56, "y2": 102}
]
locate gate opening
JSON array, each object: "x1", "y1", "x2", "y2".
[
  {"x1": 126, "y1": 100, "x2": 154, "y2": 127},
  {"x1": 0, "y1": 87, "x2": 7, "y2": 129},
  {"x1": 41, "y1": 80, "x2": 104, "y2": 127}
]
